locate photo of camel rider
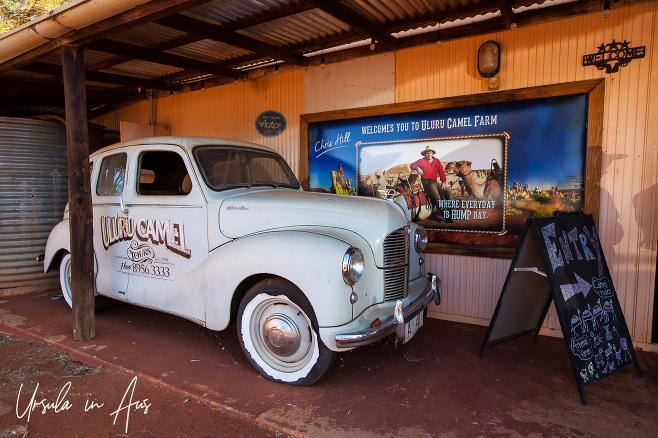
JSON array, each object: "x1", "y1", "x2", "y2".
[
  {"x1": 410, "y1": 146, "x2": 453, "y2": 220},
  {"x1": 336, "y1": 164, "x2": 348, "y2": 190}
]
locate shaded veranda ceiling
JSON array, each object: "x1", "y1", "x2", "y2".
[{"x1": 0, "y1": 0, "x2": 637, "y2": 119}]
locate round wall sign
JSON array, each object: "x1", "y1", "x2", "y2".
[{"x1": 255, "y1": 110, "x2": 286, "y2": 137}]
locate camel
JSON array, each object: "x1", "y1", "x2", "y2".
[
  {"x1": 330, "y1": 170, "x2": 356, "y2": 195},
  {"x1": 389, "y1": 172, "x2": 432, "y2": 221},
  {"x1": 454, "y1": 160, "x2": 502, "y2": 200}
]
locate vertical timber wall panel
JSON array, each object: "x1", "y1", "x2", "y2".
[
  {"x1": 396, "y1": 4, "x2": 658, "y2": 343},
  {"x1": 93, "y1": 71, "x2": 305, "y2": 176},
  {"x1": 304, "y1": 54, "x2": 395, "y2": 113}
]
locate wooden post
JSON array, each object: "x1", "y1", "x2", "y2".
[{"x1": 61, "y1": 46, "x2": 95, "y2": 341}]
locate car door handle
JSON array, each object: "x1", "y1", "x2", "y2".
[{"x1": 120, "y1": 194, "x2": 129, "y2": 215}]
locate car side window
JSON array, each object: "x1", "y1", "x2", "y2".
[
  {"x1": 137, "y1": 150, "x2": 191, "y2": 196},
  {"x1": 96, "y1": 153, "x2": 127, "y2": 196}
]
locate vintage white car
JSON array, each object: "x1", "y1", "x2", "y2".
[{"x1": 44, "y1": 137, "x2": 440, "y2": 385}]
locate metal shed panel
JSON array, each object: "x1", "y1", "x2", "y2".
[{"x1": 0, "y1": 117, "x2": 68, "y2": 288}]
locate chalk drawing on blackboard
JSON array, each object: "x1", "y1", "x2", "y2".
[
  {"x1": 605, "y1": 301, "x2": 617, "y2": 322},
  {"x1": 570, "y1": 334, "x2": 594, "y2": 360},
  {"x1": 592, "y1": 301, "x2": 604, "y2": 325},
  {"x1": 578, "y1": 306, "x2": 595, "y2": 332},
  {"x1": 560, "y1": 272, "x2": 592, "y2": 301},
  {"x1": 619, "y1": 336, "x2": 632, "y2": 361},
  {"x1": 593, "y1": 276, "x2": 614, "y2": 298},
  {"x1": 591, "y1": 329, "x2": 603, "y2": 347},
  {"x1": 480, "y1": 214, "x2": 642, "y2": 405},
  {"x1": 570, "y1": 314, "x2": 582, "y2": 335}
]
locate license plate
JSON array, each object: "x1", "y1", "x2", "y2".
[{"x1": 403, "y1": 311, "x2": 424, "y2": 343}]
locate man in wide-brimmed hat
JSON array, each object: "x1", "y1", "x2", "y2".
[{"x1": 410, "y1": 146, "x2": 452, "y2": 220}]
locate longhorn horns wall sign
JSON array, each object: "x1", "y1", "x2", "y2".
[{"x1": 583, "y1": 39, "x2": 645, "y2": 74}]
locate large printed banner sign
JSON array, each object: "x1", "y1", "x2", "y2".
[{"x1": 302, "y1": 81, "x2": 604, "y2": 257}]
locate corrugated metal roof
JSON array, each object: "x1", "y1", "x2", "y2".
[
  {"x1": 103, "y1": 59, "x2": 184, "y2": 78},
  {"x1": 167, "y1": 39, "x2": 252, "y2": 63},
  {"x1": 0, "y1": 70, "x2": 52, "y2": 82},
  {"x1": 107, "y1": 22, "x2": 188, "y2": 48},
  {"x1": 239, "y1": 9, "x2": 352, "y2": 47},
  {"x1": 0, "y1": 0, "x2": 589, "y2": 116},
  {"x1": 182, "y1": 0, "x2": 292, "y2": 25}
]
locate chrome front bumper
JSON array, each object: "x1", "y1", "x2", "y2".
[{"x1": 334, "y1": 273, "x2": 440, "y2": 349}]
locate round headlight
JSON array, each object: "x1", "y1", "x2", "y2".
[
  {"x1": 342, "y1": 247, "x2": 364, "y2": 285},
  {"x1": 414, "y1": 226, "x2": 428, "y2": 252}
]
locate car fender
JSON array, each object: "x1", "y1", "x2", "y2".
[
  {"x1": 44, "y1": 220, "x2": 70, "y2": 273},
  {"x1": 203, "y1": 230, "x2": 376, "y2": 331}
]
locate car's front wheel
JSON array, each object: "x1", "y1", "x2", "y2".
[{"x1": 237, "y1": 278, "x2": 336, "y2": 385}]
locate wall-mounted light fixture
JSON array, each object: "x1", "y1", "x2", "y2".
[
  {"x1": 477, "y1": 41, "x2": 500, "y2": 78},
  {"x1": 275, "y1": 61, "x2": 279, "y2": 75},
  {"x1": 603, "y1": 0, "x2": 611, "y2": 18},
  {"x1": 436, "y1": 22, "x2": 442, "y2": 47},
  {"x1": 370, "y1": 39, "x2": 375, "y2": 50}
]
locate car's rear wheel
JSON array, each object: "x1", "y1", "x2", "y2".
[
  {"x1": 58, "y1": 251, "x2": 104, "y2": 312},
  {"x1": 237, "y1": 278, "x2": 336, "y2": 385}
]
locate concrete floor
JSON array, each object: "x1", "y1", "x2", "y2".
[{"x1": 1, "y1": 290, "x2": 657, "y2": 438}]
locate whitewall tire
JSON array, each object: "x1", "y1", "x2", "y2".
[
  {"x1": 58, "y1": 251, "x2": 104, "y2": 312},
  {"x1": 59, "y1": 252, "x2": 74, "y2": 308},
  {"x1": 237, "y1": 278, "x2": 336, "y2": 386}
]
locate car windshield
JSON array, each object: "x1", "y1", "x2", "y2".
[{"x1": 194, "y1": 145, "x2": 300, "y2": 191}]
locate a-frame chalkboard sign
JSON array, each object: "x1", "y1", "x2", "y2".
[{"x1": 479, "y1": 214, "x2": 642, "y2": 404}]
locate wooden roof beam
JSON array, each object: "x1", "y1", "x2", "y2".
[
  {"x1": 499, "y1": 0, "x2": 516, "y2": 29},
  {"x1": 85, "y1": 39, "x2": 238, "y2": 79},
  {"x1": 0, "y1": 93, "x2": 65, "y2": 115},
  {"x1": 0, "y1": 77, "x2": 138, "y2": 105},
  {"x1": 86, "y1": 33, "x2": 205, "y2": 72},
  {"x1": 19, "y1": 62, "x2": 185, "y2": 92},
  {"x1": 156, "y1": 14, "x2": 307, "y2": 66},
  {"x1": 307, "y1": 0, "x2": 397, "y2": 49},
  {"x1": 0, "y1": 78, "x2": 63, "y2": 95}
]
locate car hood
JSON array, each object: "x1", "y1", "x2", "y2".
[{"x1": 219, "y1": 189, "x2": 407, "y2": 251}]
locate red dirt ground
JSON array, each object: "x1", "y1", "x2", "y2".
[{"x1": 0, "y1": 332, "x2": 293, "y2": 438}]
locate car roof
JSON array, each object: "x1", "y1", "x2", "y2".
[{"x1": 90, "y1": 136, "x2": 277, "y2": 159}]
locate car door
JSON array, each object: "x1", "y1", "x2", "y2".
[
  {"x1": 120, "y1": 145, "x2": 208, "y2": 323},
  {"x1": 92, "y1": 150, "x2": 130, "y2": 299}
]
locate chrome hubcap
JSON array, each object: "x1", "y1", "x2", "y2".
[
  {"x1": 246, "y1": 294, "x2": 316, "y2": 373},
  {"x1": 262, "y1": 313, "x2": 301, "y2": 357}
]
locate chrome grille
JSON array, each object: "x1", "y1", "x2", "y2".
[{"x1": 383, "y1": 227, "x2": 409, "y2": 302}]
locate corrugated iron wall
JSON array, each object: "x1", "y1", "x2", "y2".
[
  {"x1": 396, "y1": 3, "x2": 658, "y2": 344},
  {"x1": 92, "y1": 2, "x2": 657, "y2": 345},
  {"x1": 0, "y1": 117, "x2": 68, "y2": 288}
]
